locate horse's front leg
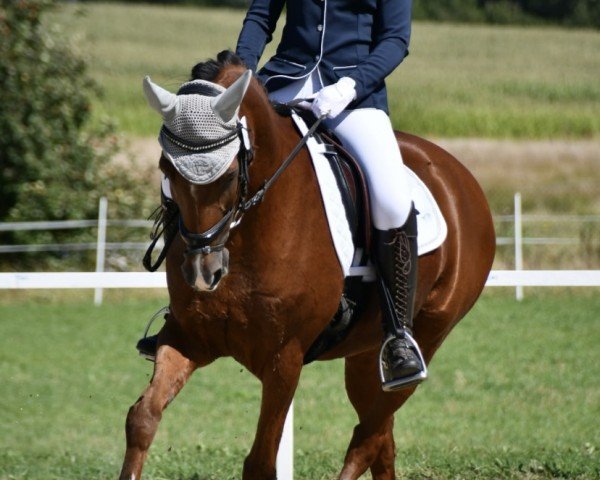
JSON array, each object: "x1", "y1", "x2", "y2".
[
  {"x1": 119, "y1": 344, "x2": 197, "y2": 480},
  {"x1": 243, "y1": 345, "x2": 303, "y2": 480}
]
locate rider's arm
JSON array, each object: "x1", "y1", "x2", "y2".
[
  {"x1": 346, "y1": 0, "x2": 412, "y2": 103},
  {"x1": 235, "y1": 0, "x2": 286, "y2": 72}
]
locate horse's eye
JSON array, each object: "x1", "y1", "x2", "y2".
[{"x1": 224, "y1": 169, "x2": 238, "y2": 185}]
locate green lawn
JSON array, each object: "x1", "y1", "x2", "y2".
[
  {"x1": 0, "y1": 290, "x2": 598, "y2": 479},
  {"x1": 52, "y1": 3, "x2": 600, "y2": 139}
]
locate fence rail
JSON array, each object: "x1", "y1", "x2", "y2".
[
  {"x1": 1, "y1": 194, "x2": 598, "y2": 301},
  {"x1": 1, "y1": 270, "x2": 599, "y2": 290},
  {"x1": 1, "y1": 195, "x2": 598, "y2": 255},
  {"x1": 0, "y1": 242, "x2": 153, "y2": 254},
  {"x1": 0, "y1": 219, "x2": 154, "y2": 232}
]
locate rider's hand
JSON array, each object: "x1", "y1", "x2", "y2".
[{"x1": 311, "y1": 77, "x2": 357, "y2": 119}]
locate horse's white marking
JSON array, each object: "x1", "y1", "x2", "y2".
[{"x1": 130, "y1": 474, "x2": 136, "y2": 480}]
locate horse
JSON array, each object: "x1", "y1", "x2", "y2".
[{"x1": 119, "y1": 52, "x2": 495, "y2": 480}]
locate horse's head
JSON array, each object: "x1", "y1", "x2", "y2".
[{"x1": 143, "y1": 65, "x2": 253, "y2": 292}]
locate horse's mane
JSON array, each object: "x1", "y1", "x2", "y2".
[
  {"x1": 190, "y1": 50, "x2": 245, "y2": 82},
  {"x1": 190, "y1": 50, "x2": 291, "y2": 118}
]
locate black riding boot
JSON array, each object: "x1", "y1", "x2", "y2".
[
  {"x1": 374, "y1": 204, "x2": 427, "y2": 391},
  {"x1": 136, "y1": 306, "x2": 170, "y2": 361},
  {"x1": 136, "y1": 334, "x2": 160, "y2": 361}
]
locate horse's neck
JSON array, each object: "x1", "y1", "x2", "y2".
[
  {"x1": 243, "y1": 109, "x2": 326, "y2": 247},
  {"x1": 247, "y1": 109, "x2": 293, "y2": 192}
]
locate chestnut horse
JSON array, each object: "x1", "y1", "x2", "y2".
[{"x1": 119, "y1": 56, "x2": 495, "y2": 480}]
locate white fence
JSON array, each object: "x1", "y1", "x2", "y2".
[
  {"x1": 1, "y1": 270, "x2": 600, "y2": 290},
  {"x1": 1, "y1": 195, "x2": 599, "y2": 255}
]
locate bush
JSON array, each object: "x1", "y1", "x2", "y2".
[
  {"x1": 413, "y1": 0, "x2": 485, "y2": 23},
  {"x1": 479, "y1": 0, "x2": 600, "y2": 27},
  {"x1": 481, "y1": 1, "x2": 538, "y2": 25},
  {"x1": 0, "y1": 0, "x2": 153, "y2": 270}
]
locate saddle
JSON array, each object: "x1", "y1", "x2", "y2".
[
  {"x1": 304, "y1": 127, "x2": 372, "y2": 364},
  {"x1": 275, "y1": 105, "x2": 374, "y2": 364},
  {"x1": 278, "y1": 106, "x2": 372, "y2": 255}
]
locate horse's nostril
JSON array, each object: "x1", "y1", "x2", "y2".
[
  {"x1": 181, "y1": 261, "x2": 195, "y2": 286},
  {"x1": 210, "y1": 269, "x2": 223, "y2": 289}
]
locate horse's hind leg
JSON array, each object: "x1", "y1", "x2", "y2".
[
  {"x1": 118, "y1": 344, "x2": 196, "y2": 480},
  {"x1": 339, "y1": 349, "x2": 415, "y2": 480},
  {"x1": 340, "y1": 304, "x2": 465, "y2": 480}
]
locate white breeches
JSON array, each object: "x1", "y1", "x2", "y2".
[{"x1": 269, "y1": 72, "x2": 413, "y2": 229}]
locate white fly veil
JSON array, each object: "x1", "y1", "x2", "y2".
[{"x1": 143, "y1": 70, "x2": 252, "y2": 185}]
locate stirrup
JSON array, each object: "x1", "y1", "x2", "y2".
[
  {"x1": 379, "y1": 331, "x2": 428, "y2": 392},
  {"x1": 136, "y1": 306, "x2": 169, "y2": 361}
]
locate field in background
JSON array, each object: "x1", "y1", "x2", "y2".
[
  {"x1": 49, "y1": 3, "x2": 600, "y2": 238},
  {"x1": 53, "y1": 3, "x2": 600, "y2": 139},
  {"x1": 0, "y1": 290, "x2": 598, "y2": 479}
]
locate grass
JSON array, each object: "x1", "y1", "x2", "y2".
[
  {"x1": 50, "y1": 3, "x2": 600, "y2": 139},
  {"x1": 0, "y1": 289, "x2": 598, "y2": 479}
]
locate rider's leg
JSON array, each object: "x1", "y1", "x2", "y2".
[{"x1": 324, "y1": 108, "x2": 426, "y2": 390}]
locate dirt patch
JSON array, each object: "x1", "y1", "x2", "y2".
[
  {"x1": 115, "y1": 135, "x2": 600, "y2": 212},
  {"x1": 437, "y1": 138, "x2": 598, "y2": 187},
  {"x1": 114, "y1": 136, "x2": 599, "y2": 269},
  {"x1": 436, "y1": 138, "x2": 599, "y2": 214}
]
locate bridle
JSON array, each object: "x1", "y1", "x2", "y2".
[
  {"x1": 176, "y1": 109, "x2": 325, "y2": 258},
  {"x1": 175, "y1": 117, "x2": 253, "y2": 258}
]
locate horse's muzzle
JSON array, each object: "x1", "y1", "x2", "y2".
[{"x1": 181, "y1": 248, "x2": 229, "y2": 292}]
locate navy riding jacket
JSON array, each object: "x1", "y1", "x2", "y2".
[{"x1": 235, "y1": 0, "x2": 412, "y2": 113}]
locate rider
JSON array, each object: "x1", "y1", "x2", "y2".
[{"x1": 236, "y1": 0, "x2": 426, "y2": 390}]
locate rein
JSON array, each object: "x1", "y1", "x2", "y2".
[{"x1": 237, "y1": 112, "x2": 325, "y2": 214}]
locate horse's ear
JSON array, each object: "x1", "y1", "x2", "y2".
[
  {"x1": 211, "y1": 70, "x2": 252, "y2": 123},
  {"x1": 143, "y1": 76, "x2": 179, "y2": 121}
]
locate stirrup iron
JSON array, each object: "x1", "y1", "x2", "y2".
[
  {"x1": 137, "y1": 306, "x2": 169, "y2": 361},
  {"x1": 378, "y1": 331, "x2": 428, "y2": 392}
]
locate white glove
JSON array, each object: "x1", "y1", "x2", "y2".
[{"x1": 311, "y1": 77, "x2": 357, "y2": 119}]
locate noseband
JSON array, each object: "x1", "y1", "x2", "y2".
[{"x1": 179, "y1": 208, "x2": 234, "y2": 256}]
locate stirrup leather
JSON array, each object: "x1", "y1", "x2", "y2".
[{"x1": 379, "y1": 332, "x2": 428, "y2": 391}]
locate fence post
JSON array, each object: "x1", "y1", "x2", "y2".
[
  {"x1": 514, "y1": 193, "x2": 524, "y2": 301},
  {"x1": 277, "y1": 400, "x2": 294, "y2": 480},
  {"x1": 94, "y1": 197, "x2": 108, "y2": 306}
]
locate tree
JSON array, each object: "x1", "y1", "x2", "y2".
[
  {"x1": 0, "y1": 0, "x2": 152, "y2": 268},
  {"x1": 479, "y1": 0, "x2": 600, "y2": 26}
]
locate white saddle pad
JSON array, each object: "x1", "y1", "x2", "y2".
[{"x1": 290, "y1": 113, "x2": 447, "y2": 278}]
